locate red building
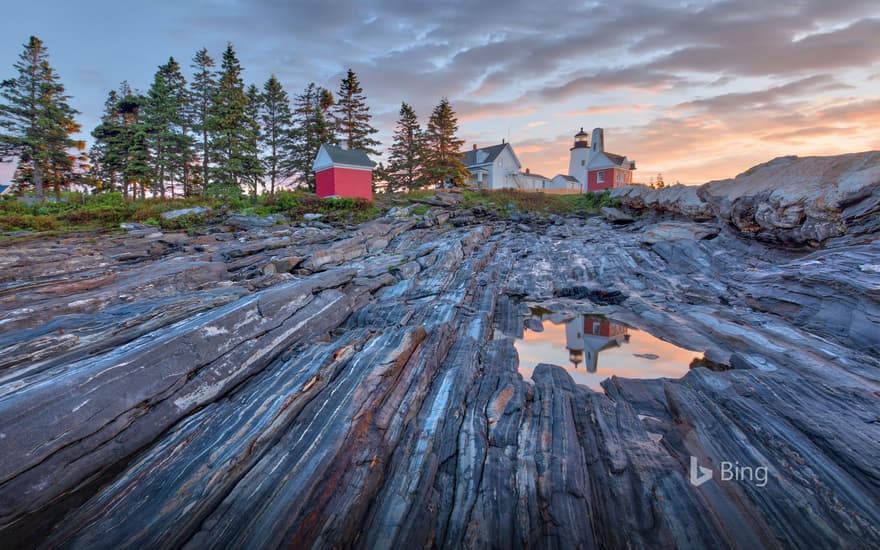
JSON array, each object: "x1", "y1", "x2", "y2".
[
  {"x1": 584, "y1": 128, "x2": 636, "y2": 193},
  {"x1": 312, "y1": 143, "x2": 374, "y2": 200}
]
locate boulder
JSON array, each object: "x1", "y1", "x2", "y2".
[
  {"x1": 610, "y1": 184, "x2": 713, "y2": 220},
  {"x1": 698, "y1": 152, "x2": 880, "y2": 245},
  {"x1": 227, "y1": 215, "x2": 276, "y2": 230},
  {"x1": 161, "y1": 207, "x2": 209, "y2": 220},
  {"x1": 600, "y1": 206, "x2": 635, "y2": 223}
]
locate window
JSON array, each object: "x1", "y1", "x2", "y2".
[
  {"x1": 597, "y1": 171, "x2": 604, "y2": 183},
  {"x1": 580, "y1": 160, "x2": 585, "y2": 167}
]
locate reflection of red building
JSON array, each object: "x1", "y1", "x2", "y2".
[
  {"x1": 567, "y1": 315, "x2": 629, "y2": 372},
  {"x1": 585, "y1": 317, "x2": 629, "y2": 338}
]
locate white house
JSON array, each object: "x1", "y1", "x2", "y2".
[
  {"x1": 517, "y1": 168, "x2": 552, "y2": 190},
  {"x1": 549, "y1": 174, "x2": 582, "y2": 192},
  {"x1": 462, "y1": 141, "x2": 522, "y2": 190}
]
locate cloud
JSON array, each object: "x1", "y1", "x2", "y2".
[{"x1": 1, "y1": 0, "x2": 878, "y2": 188}]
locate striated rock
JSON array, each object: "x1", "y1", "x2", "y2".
[
  {"x1": 226, "y1": 214, "x2": 277, "y2": 230},
  {"x1": 0, "y1": 173, "x2": 878, "y2": 549},
  {"x1": 641, "y1": 221, "x2": 720, "y2": 244},
  {"x1": 611, "y1": 183, "x2": 714, "y2": 220},
  {"x1": 698, "y1": 152, "x2": 880, "y2": 246}
]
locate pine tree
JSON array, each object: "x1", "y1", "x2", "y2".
[
  {"x1": 0, "y1": 36, "x2": 80, "y2": 202},
  {"x1": 386, "y1": 102, "x2": 426, "y2": 192},
  {"x1": 207, "y1": 43, "x2": 248, "y2": 197},
  {"x1": 144, "y1": 57, "x2": 191, "y2": 198},
  {"x1": 331, "y1": 68, "x2": 380, "y2": 155},
  {"x1": 242, "y1": 84, "x2": 264, "y2": 200},
  {"x1": 90, "y1": 90, "x2": 124, "y2": 192},
  {"x1": 190, "y1": 48, "x2": 215, "y2": 196},
  {"x1": 289, "y1": 83, "x2": 334, "y2": 192},
  {"x1": 117, "y1": 87, "x2": 151, "y2": 199},
  {"x1": 259, "y1": 75, "x2": 294, "y2": 196},
  {"x1": 656, "y1": 172, "x2": 665, "y2": 189},
  {"x1": 423, "y1": 98, "x2": 467, "y2": 187}
]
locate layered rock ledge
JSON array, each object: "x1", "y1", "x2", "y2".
[
  {"x1": 1, "y1": 153, "x2": 878, "y2": 549},
  {"x1": 611, "y1": 151, "x2": 880, "y2": 247}
]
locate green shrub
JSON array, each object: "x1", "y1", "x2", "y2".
[
  {"x1": 158, "y1": 213, "x2": 206, "y2": 230},
  {"x1": 0, "y1": 214, "x2": 59, "y2": 231}
]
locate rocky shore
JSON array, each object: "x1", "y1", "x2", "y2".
[{"x1": 1, "y1": 153, "x2": 878, "y2": 549}]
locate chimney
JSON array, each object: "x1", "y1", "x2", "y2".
[
  {"x1": 526, "y1": 168, "x2": 530, "y2": 174},
  {"x1": 473, "y1": 143, "x2": 477, "y2": 150},
  {"x1": 502, "y1": 138, "x2": 506, "y2": 144},
  {"x1": 591, "y1": 128, "x2": 604, "y2": 152}
]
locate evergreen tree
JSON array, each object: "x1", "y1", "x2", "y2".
[
  {"x1": 241, "y1": 84, "x2": 264, "y2": 200},
  {"x1": 289, "y1": 83, "x2": 334, "y2": 191},
  {"x1": 386, "y1": 102, "x2": 426, "y2": 192},
  {"x1": 90, "y1": 89, "x2": 124, "y2": 192},
  {"x1": 144, "y1": 57, "x2": 191, "y2": 198},
  {"x1": 656, "y1": 172, "x2": 665, "y2": 189},
  {"x1": 0, "y1": 36, "x2": 80, "y2": 202},
  {"x1": 91, "y1": 83, "x2": 151, "y2": 198},
  {"x1": 259, "y1": 75, "x2": 294, "y2": 196},
  {"x1": 423, "y1": 98, "x2": 467, "y2": 187},
  {"x1": 117, "y1": 87, "x2": 151, "y2": 199},
  {"x1": 207, "y1": 43, "x2": 248, "y2": 197},
  {"x1": 331, "y1": 68, "x2": 380, "y2": 155},
  {"x1": 189, "y1": 48, "x2": 215, "y2": 196}
]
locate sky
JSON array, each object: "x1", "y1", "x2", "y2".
[{"x1": 1, "y1": 0, "x2": 879, "y2": 186}]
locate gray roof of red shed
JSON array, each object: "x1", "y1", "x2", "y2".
[{"x1": 322, "y1": 143, "x2": 373, "y2": 168}]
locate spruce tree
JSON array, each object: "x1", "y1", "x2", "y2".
[
  {"x1": 90, "y1": 90, "x2": 124, "y2": 192},
  {"x1": 0, "y1": 36, "x2": 80, "y2": 202},
  {"x1": 242, "y1": 84, "x2": 264, "y2": 200},
  {"x1": 386, "y1": 102, "x2": 426, "y2": 192},
  {"x1": 190, "y1": 48, "x2": 215, "y2": 196},
  {"x1": 259, "y1": 75, "x2": 294, "y2": 196},
  {"x1": 207, "y1": 43, "x2": 248, "y2": 197},
  {"x1": 289, "y1": 83, "x2": 334, "y2": 191},
  {"x1": 331, "y1": 68, "x2": 380, "y2": 155},
  {"x1": 117, "y1": 87, "x2": 151, "y2": 199},
  {"x1": 423, "y1": 98, "x2": 467, "y2": 187},
  {"x1": 144, "y1": 57, "x2": 190, "y2": 198}
]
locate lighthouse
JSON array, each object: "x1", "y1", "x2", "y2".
[{"x1": 567, "y1": 128, "x2": 590, "y2": 187}]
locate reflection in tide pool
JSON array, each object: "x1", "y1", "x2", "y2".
[{"x1": 515, "y1": 312, "x2": 702, "y2": 391}]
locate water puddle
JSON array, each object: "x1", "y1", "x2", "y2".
[{"x1": 514, "y1": 311, "x2": 702, "y2": 391}]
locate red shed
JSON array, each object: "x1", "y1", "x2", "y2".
[{"x1": 312, "y1": 143, "x2": 374, "y2": 200}]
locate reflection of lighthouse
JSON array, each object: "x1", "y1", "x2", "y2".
[
  {"x1": 566, "y1": 315, "x2": 629, "y2": 372},
  {"x1": 565, "y1": 319, "x2": 585, "y2": 368}
]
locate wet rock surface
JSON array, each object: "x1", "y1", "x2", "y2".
[{"x1": 1, "y1": 174, "x2": 879, "y2": 548}]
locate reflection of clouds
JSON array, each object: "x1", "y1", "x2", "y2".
[{"x1": 516, "y1": 317, "x2": 700, "y2": 391}]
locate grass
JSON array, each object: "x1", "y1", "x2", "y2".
[
  {"x1": 0, "y1": 186, "x2": 616, "y2": 236},
  {"x1": 459, "y1": 189, "x2": 619, "y2": 217},
  {"x1": 0, "y1": 190, "x2": 386, "y2": 235}
]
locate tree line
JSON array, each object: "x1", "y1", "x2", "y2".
[{"x1": 0, "y1": 36, "x2": 470, "y2": 202}]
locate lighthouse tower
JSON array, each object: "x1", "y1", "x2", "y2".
[{"x1": 567, "y1": 128, "x2": 590, "y2": 186}]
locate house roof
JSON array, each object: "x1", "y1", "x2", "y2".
[
  {"x1": 554, "y1": 174, "x2": 579, "y2": 182},
  {"x1": 462, "y1": 143, "x2": 509, "y2": 167},
  {"x1": 522, "y1": 171, "x2": 550, "y2": 180},
  {"x1": 0, "y1": 185, "x2": 8, "y2": 194},
  {"x1": 605, "y1": 152, "x2": 627, "y2": 166},
  {"x1": 320, "y1": 143, "x2": 373, "y2": 168}
]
